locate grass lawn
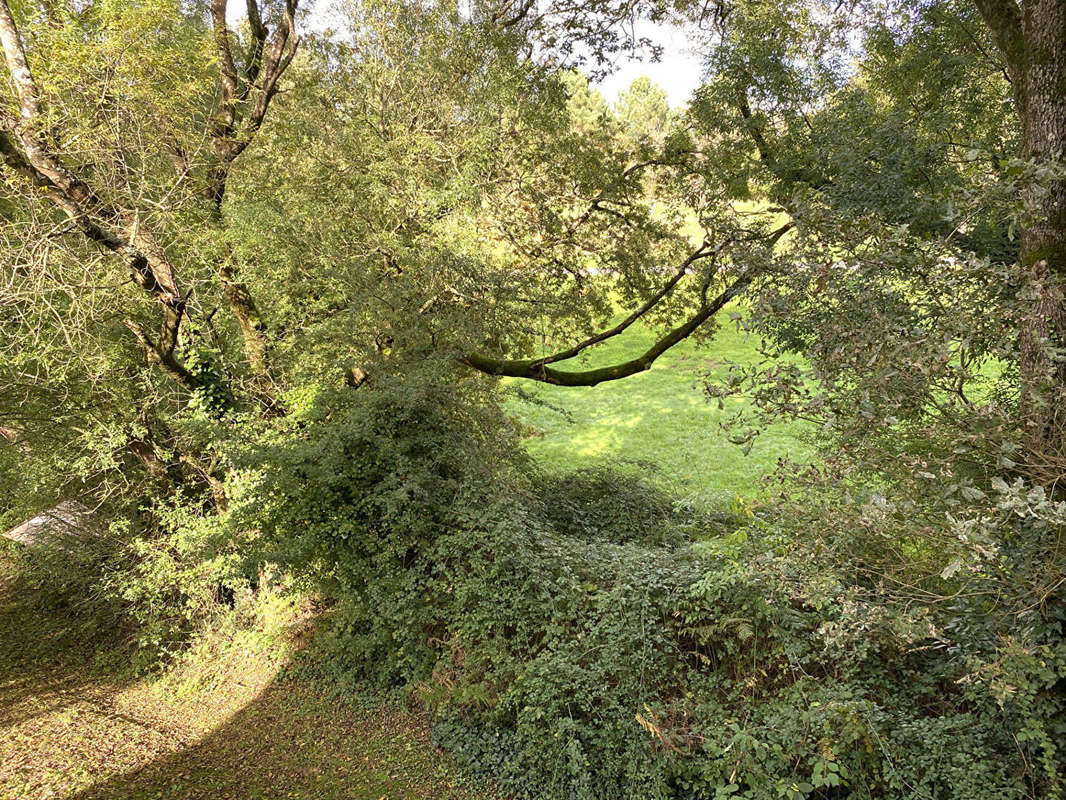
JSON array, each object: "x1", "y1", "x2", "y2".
[
  {"x1": 504, "y1": 308, "x2": 814, "y2": 506},
  {"x1": 0, "y1": 557, "x2": 484, "y2": 800}
]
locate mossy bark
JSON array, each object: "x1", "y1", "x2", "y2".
[
  {"x1": 976, "y1": 0, "x2": 1066, "y2": 473},
  {"x1": 1017, "y1": 0, "x2": 1066, "y2": 468}
]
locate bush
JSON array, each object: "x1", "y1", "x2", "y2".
[
  {"x1": 530, "y1": 465, "x2": 740, "y2": 547},
  {"x1": 271, "y1": 414, "x2": 1065, "y2": 800},
  {"x1": 12, "y1": 365, "x2": 1059, "y2": 799}
]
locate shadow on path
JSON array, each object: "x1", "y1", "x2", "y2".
[
  {"x1": 65, "y1": 675, "x2": 471, "y2": 800},
  {"x1": 0, "y1": 572, "x2": 132, "y2": 730},
  {"x1": 0, "y1": 567, "x2": 477, "y2": 800}
]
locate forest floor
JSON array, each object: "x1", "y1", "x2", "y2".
[{"x1": 0, "y1": 566, "x2": 479, "y2": 800}]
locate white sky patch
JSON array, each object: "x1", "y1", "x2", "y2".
[
  {"x1": 596, "y1": 21, "x2": 705, "y2": 109},
  {"x1": 226, "y1": 2, "x2": 705, "y2": 108},
  {"x1": 226, "y1": 0, "x2": 339, "y2": 33}
]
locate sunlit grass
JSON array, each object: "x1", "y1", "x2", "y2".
[{"x1": 503, "y1": 307, "x2": 815, "y2": 507}]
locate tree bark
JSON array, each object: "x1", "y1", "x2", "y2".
[
  {"x1": 219, "y1": 259, "x2": 270, "y2": 379},
  {"x1": 1018, "y1": 0, "x2": 1066, "y2": 471},
  {"x1": 463, "y1": 276, "x2": 751, "y2": 386},
  {"x1": 975, "y1": 0, "x2": 1066, "y2": 475},
  {"x1": 205, "y1": 0, "x2": 300, "y2": 383}
]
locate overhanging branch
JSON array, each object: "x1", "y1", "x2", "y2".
[
  {"x1": 462, "y1": 221, "x2": 792, "y2": 386},
  {"x1": 461, "y1": 276, "x2": 751, "y2": 386},
  {"x1": 531, "y1": 237, "x2": 731, "y2": 367}
]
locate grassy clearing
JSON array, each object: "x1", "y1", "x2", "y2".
[
  {"x1": 504, "y1": 309, "x2": 813, "y2": 506},
  {"x1": 0, "y1": 557, "x2": 481, "y2": 800}
]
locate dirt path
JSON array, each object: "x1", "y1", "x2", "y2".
[{"x1": 0, "y1": 569, "x2": 478, "y2": 800}]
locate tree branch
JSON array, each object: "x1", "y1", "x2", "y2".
[
  {"x1": 462, "y1": 277, "x2": 751, "y2": 386},
  {"x1": 531, "y1": 237, "x2": 731, "y2": 367},
  {"x1": 206, "y1": 1, "x2": 301, "y2": 381},
  {"x1": 736, "y1": 88, "x2": 777, "y2": 170},
  {"x1": 462, "y1": 220, "x2": 793, "y2": 386},
  {"x1": 0, "y1": 1, "x2": 195, "y2": 389},
  {"x1": 971, "y1": 0, "x2": 1026, "y2": 84},
  {"x1": 124, "y1": 320, "x2": 198, "y2": 391},
  {"x1": 207, "y1": 0, "x2": 300, "y2": 207},
  {"x1": 211, "y1": 0, "x2": 241, "y2": 147},
  {"x1": 242, "y1": 0, "x2": 268, "y2": 98},
  {"x1": 735, "y1": 84, "x2": 830, "y2": 191},
  {"x1": 239, "y1": 0, "x2": 299, "y2": 157},
  {"x1": 0, "y1": 0, "x2": 38, "y2": 118}
]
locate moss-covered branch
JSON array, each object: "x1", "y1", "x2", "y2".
[{"x1": 462, "y1": 276, "x2": 751, "y2": 386}]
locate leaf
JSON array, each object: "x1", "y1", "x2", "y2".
[{"x1": 941, "y1": 558, "x2": 964, "y2": 579}]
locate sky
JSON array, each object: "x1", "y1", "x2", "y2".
[
  {"x1": 596, "y1": 22, "x2": 706, "y2": 108},
  {"x1": 227, "y1": 2, "x2": 706, "y2": 108}
]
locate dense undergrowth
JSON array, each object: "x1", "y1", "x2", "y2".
[{"x1": 10, "y1": 367, "x2": 1063, "y2": 800}]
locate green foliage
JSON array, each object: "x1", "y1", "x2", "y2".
[
  {"x1": 6, "y1": 350, "x2": 1062, "y2": 799},
  {"x1": 183, "y1": 343, "x2": 234, "y2": 416},
  {"x1": 531, "y1": 465, "x2": 691, "y2": 545},
  {"x1": 308, "y1": 460, "x2": 1064, "y2": 798},
  {"x1": 105, "y1": 504, "x2": 252, "y2": 668},
  {"x1": 185, "y1": 367, "x2": 1057, "y2": 799},
  {"x1": 2, "y1": 1, "x2": 1064, "y2": 798}
]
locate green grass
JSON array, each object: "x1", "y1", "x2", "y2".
[
  {"x1": 504, "y1": 308, "x2": 813, "y2": 506},
  {"x1": 0, "y1": 556, "x2": 484, "y2": 800}
]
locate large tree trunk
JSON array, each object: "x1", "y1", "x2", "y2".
[
  {"x1": 219, "y1": 259, "x2": 270, "y2": 380},
  {"x1": 975, "y1": 0, "x2": 1066, "y2": 478},
  {"x1": 1016, "y1": 0, "x2": 1066, "y2": 474},
  {"x1": 204, "y1": 0, "x2": 299, "y2": 387}
]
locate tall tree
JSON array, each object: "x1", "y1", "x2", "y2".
[
  {"x1": 0, "y1": 0, "x2": 301, "y2": 510},
  {"x1": 681, "y1": 0, "x2": 1065, "y2": 485},
  {"x1": 0, "y1": 0, "x2": 298, "y2": 393},
  {"x1": 972, "y1": 0, "x2": 1066, "y2": 474}
]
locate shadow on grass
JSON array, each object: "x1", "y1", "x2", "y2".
[
  {"x1": 65, "y1": 676, "x2": 472, "y2": 800},
  {"x1": 0, "y1": 567, "x2": 478, "y2": 800},
  {"x1": 0, "y1": 571, "x2": 133, "y2": 731}
]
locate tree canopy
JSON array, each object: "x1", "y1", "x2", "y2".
[{"x1": 1, "y1": 0, "x2": 1065, "y2": 795}]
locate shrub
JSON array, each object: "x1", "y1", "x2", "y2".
[
  {"x1": 279, "y1": 429, "x2": 1065, "y2": 799},
  {"x1": 11, "y1": 365, "x2": 1060, "y2": 799}
]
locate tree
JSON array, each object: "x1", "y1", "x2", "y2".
[
  {"x1": 971, "y1": 0, "x2": 1066, "y2": 474},
  {"x1": 615, "y1": 75, "x2": 672, "y2": 147},
  {"x1": 0, "y1": 0, "x2": 301, "y2": 510},
  {"x1": 0, "y1": 0, "x2": 296, "y2": 391},
  {"x1": 0, "y1": 0, "x2": 724, "y2": 514},
  {"x1": 3, "y1": 0, "x2": 1064, "y2": 510},
  {"x1": 669, "y1": 0, "x2": 1066, "y2": 487}
]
